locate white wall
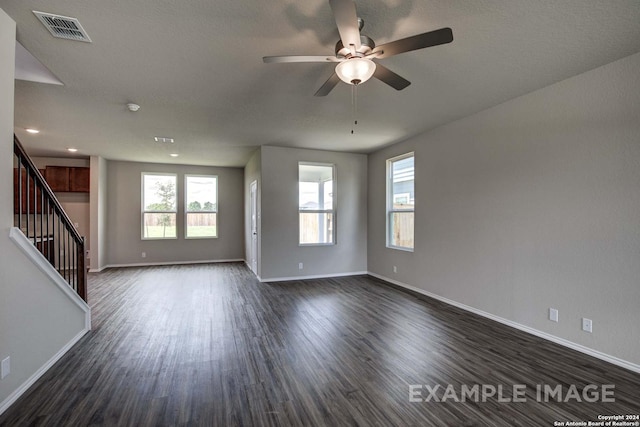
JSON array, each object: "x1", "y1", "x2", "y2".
[
  {"x1": 90, "y1": 156, "x2": 107, "y2": 271},
  {"x1": 0, "y1": 8, "x2": 88, "y2": 413},
  {"x1": 368, "y1": 52, "x2": 640, "y2": 366},
  {"x1": 259, "y1": 146, "x2": 367, "y2": 280},
  {"x1": 106, "y1": 160, "x2": 244, "y2": 266}
]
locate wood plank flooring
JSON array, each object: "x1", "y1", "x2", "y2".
[{"x1": 1, "y1": 263, "x2": 639, "y2": 426}]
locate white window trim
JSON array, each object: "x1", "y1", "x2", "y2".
[
  {"x1": 141, "y1": 172, "x2": 178, "y2": 240},
  {"x1": 386, "y1": 152, "x2": 415, "y2": 251},
  {"x1": 184, "y1": 174, "x2": 218, "y2": 239},
  {"x1": 298, "y1": 162, "x2": 336, "y2": 246}
]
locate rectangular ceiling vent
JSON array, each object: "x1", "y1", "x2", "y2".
[
  {"x1": 33, "y1": 11, "x2": 92, "y2": 43},
  {"x1": 154, "y1": 137, "x2": 175, "y2": 144}
]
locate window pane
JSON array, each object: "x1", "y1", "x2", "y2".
[
  {"x1": 299, "y1": 163, "x2": 335, "y2": 245},
  {"x1": 142, "y1": 174, "x2": 176, "y2": 240},
  {"x1": 186, "y1": 176, "x2": 217, "y2": 212},
  {"x1": 391, "y1": 156, "x2": 414, "y2": 210},
  {"x1": 390, "y1": 211, "x2": 414, "y2": 249},
  {"x1": 143, "y1": 213, "x2": 177, "y2": 238},
  {"x1": 299, "y1": 212, "x2": 333, "y2": 245},
  {"x1": 143, "y1": 175, "x2": 176, "y2": 211},
  {"x1": 299, "y1": 182, "x2": 319, "y2": 210},
  {"x1": 387, "y1": 153, "x2": 414, "y2": 250},
  {"x1": 186, "y1": 213, "x2": 217, "y2": 238},
  {"x1": 185, "y1": 175, "x2": 217, "y2": 238},
  {"x1": 323, "y1": 180, "x2": 333, "y2": 210}
]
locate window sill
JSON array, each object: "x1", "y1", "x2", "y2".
[
  {"x1": 386, "y1": 245, "x2": 414, "y2": 252},
  {"x1": 142, "y1": 237, "x2": 178, "y2": 241}
]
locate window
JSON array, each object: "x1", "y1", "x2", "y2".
[
  {"x1": 387, "y1": 153, "x2": 414, "y2": 250},
  {"x1": 299, "y1": 163, "x2": 335, "y2": 245},
  {"x1": 185, "y1": 175, "x2": 218, "y2": 238},
  {"x1": 142, "y1": 173, "x2": 177, "y2": 239}
]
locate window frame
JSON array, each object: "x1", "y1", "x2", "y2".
[
  {"x1": 141, "y1": 172, "x2": 178, "y2": 240},
  {"x1": 298, "y1": 162, "x2": 336, "y2": 246},
  {"x1": 386, "y1": 152, "x2": 415, "y2": 251},
  {"x1": 184, "y1": 174, "x2": 218, "y2": 239}
]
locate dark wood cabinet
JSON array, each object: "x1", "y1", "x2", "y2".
[
  {"x1": 44, "y1": 166, "x2": 69, "y2": 192},
  {"x1": 14, "y1": 166, "x2": 89, "y2": 214},
  {"x1": 44, "y1": 166, "x2": 90, "y2": 192},
  {"x1": 69, "y1": 167, "x2": 90, "y2": 192}
]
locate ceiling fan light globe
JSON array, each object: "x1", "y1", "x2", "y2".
[{"x1": 335, "y1": 58, "x2": 376, "y2": 85}]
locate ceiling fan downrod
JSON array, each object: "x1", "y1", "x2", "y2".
[{"x1": 351, "y1": 83, "x2": 359, "y2": 134}]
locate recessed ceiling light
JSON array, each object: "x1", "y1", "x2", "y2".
[
  {"x1": 169, "y1": 153, "x2": 179, "y2": 157},
  {"x1": 26, "y1": 128, "x2": 40, "y2": 134},
  {"x1": 67, "y1": 148, "x2": 78, "y2": 152}
]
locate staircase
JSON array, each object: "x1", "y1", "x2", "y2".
[{"x1": 13, "y1": 135, "x2": 87, "y2": 301}]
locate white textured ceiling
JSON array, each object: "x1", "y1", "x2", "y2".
[{"x1": 3, "y1": 0, "x2": 640, "y2": 167}]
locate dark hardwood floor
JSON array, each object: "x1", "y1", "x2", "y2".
[{"x1": 1, "y1": 263, "x2": 639, "y2": 426}]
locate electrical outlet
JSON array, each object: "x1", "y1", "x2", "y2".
[
  {"x1": 298, "y1": 262, "x2": 303, "y2": 270},
  {"x1": 549, "y1": 308, "x2": 559, "y2": 322},
  {"x1": 582, "y1": 318, "x2": 593, "y2": 333},
  {"x1": 393, "y1": 266, "x2": 397, "y2": 273},
  {"x1": 141, "y1": 252, "x2": 146, "y2": 258},
  {"x1": 1, "y1": 357, "x2": 10, "y2": 379}
]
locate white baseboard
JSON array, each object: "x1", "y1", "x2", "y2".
[
  {"x1": 243, "y1": 259, "x2": 259, "y2": 277},
  {"x1": 367, "y1": 272, "x2": 640, "y2": 374},
  {"x1": 260, "y1": 271, "x2": 368, "y2": 283},
  {"x1": 0, "y1": 328, "x2": 90, "y2": 416},
  {"x1": 99, "y1": 258, "x2": 245, "y2": 270},
  {"x1": 88, "y1": 265, "x2": 108, "y2": 273}
]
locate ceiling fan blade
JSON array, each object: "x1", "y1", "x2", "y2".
[
  {"x1": 263, "y1": 55, "x2": 340, "y2": 63},
  {"x1": 373, "y1": 64, "x2": 411, "y2": 90},
  {"x1": 314, "y1": 73, "x2": 341, "y2": 97},
  {"x1": 329, "y1": 0, "x2": 361, "y2": 50},
  {"x1": 373, "y1": 27, "x2": 453, "y2": 59}
]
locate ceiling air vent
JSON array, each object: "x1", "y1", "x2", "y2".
[
  {"x1": 33, "y1": 11, "x2": 92, "y2": 43},
  {"x1": 154, "y1": 137, "x2": 175, "y2": 144}
]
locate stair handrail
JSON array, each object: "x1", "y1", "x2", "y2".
[{"x1": 13, "y1": 134, "x2": 87, "y2": 301}]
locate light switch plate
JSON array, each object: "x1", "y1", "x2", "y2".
[{"x1": 1, "y1": 357, "x2": 10, "y2": 379}]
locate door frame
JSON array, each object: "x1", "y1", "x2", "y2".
[{"x1": 249, "y1": 180, "x2": 258, "y2": 275}]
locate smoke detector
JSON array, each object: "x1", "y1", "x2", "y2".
[
  {"x1": 127, "y1": 103, "x2": 140, "y2": 112},
  {"x1": 33, "y1": 11, "x2": 92, "y2": 42}
]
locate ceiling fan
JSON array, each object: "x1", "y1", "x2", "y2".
[{"x1": 263, "y1": 0, "x2": 453, "y2": 96}]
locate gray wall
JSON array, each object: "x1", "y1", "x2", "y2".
[
  {"x1": 106, "y1": 160, "x2": 244, "y2": 265},
  {"x1": 368, "y1": 52, "x2": 640, "y2": 365},
  {"x1": 0, "y1": 9, "x2": 87, "y2": 411},
  {"x1": 260, "y1": 146, "x2": 367, "y2": 280}
]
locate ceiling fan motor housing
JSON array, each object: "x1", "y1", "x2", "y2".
[{"x1": 335, "y1": 35, "x2": 375, "y2": 58}]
